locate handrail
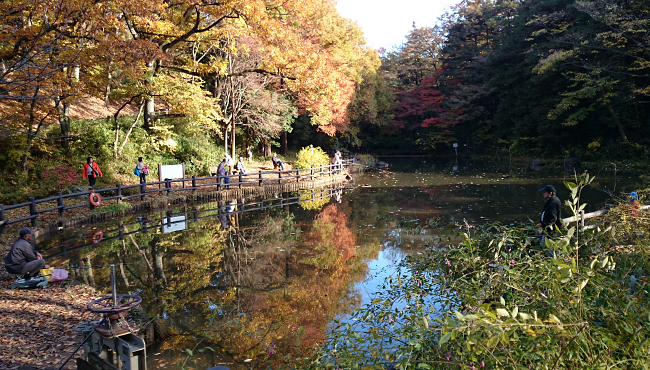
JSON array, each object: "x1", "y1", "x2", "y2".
[
  {"x1": 0, "y1": 159, "x2": 356, "y2": 232},
  {"x1": 44, "y1": 185, "x2": 347, "y2": 259},
  {"x1": 562, "y1": 205, "x2": 650, "y2": 228}
]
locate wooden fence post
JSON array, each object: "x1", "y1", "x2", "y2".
[
  {"x1": 29, "y1": 197, "x2": 37, "y2": 227},
  {"x1": 165, "y1": 178, "x2": 171, "y2": 196},
  {"x1": 0, "y1": 204, "x2": 5, "y2": 234},
  {"x1": 239, "y1": 173, "x2": 243, "y2": 189},
  {"x1": 278, "y1": 169, "x2": 282, "y2": 184},
  {"x1": 192, "y1": 176, "x2": 197, "y2": 194},
  {"x1": 140, "y1": 182, "x2": 146, "y2": 201},
  {"x1": 258, "y1": 171, "x2": 263, "y2": 187},
  {"x1": 116, "y1": 184, "x2": 122, "y2": 204},
  {"x1": 57, "y1": 192, "x2": 64, "y2": 217}
]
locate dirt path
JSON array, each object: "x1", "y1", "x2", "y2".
[{"x1": 0, "y1": 271, "x2": 102, "y2": 370}]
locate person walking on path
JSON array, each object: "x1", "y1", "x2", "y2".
[
  {"x1": 5, "y1": 228, "x2": 49, "y2": 278},
  {"x1": 536, "y1": 184, "x2": 562, "y2": 233},
  {"x1": 83, "y1": 157, "x2": 103, "y2": 188},
  {"x1": 136, "y1": 157, "x2": 148, "y2": 184},
  {"x1": 217, "y1": 158, "x2": 226, "y2": 186},
  {"x1": 235, "y1": 156, "x2": 247, "y2": 175}
]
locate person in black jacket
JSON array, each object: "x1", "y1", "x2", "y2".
[
  {"x1": 5, "y1": 228, "x2": 49, "y2": 278},
  {"x1": 536, "y1": 185, "x2": 562, "y2": 233}
]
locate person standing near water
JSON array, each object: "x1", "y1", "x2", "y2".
[
  {"x1": 136, "y1": 157, "x2": 148, "y2": 184},
  {"x1": 83, "y1": 157, "x2": 103, "y2": 188},
  {"x1": 536, "y1": 185, "x2": 562, "y2": 233},
  {"x1": 217, "y1": 158, "x2": 226, "y2": 186}
]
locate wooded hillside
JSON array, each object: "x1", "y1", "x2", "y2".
[
  {"x1": 0, "y1": 0, "x2": 647, "y2": 201},
  {"x1": 370, "y1": 0, "x2": 650, "y2": 158}
]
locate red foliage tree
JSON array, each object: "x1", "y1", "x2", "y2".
[{"x1": 391, "y1": 74, "x2": 446, "y2": 130}]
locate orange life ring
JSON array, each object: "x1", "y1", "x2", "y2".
[
  {"x1": 89, "y1": 192, "x2": 101, "y2": 207},
  {"x1": 91, "y1": 230, "x2": 104, "y2": 245}
]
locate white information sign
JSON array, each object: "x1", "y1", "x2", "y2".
[
  {"x1": 162, "y1": 215, "x2": 187, "y2": 234},
  {"x1": 159, "y1": 164, "x2": 185, "y2": 180}
]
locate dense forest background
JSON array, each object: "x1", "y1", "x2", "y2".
[
  {"x1": 361, "y1": 0, "x2": 650, "y2": 159},
  {"x1": 0, "y1": 0, "x2": 648, "y2": 200}
]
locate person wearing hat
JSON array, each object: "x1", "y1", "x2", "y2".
[
  {"x1": 627, "y1": 192, "x2": 640, "y2": 216},
  {"x1": 536, "y1": 185, "x2": 562, "y2": 233},
  {"x1": 4, "y1": 228, "x2": 49, "y2": 278}
]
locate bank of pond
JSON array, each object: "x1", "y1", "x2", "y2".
[{"x1": 29, "y1": 162, "x2": 650, "y2": 369}]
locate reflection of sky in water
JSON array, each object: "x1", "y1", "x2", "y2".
[{"x1": 344, "y1": 246, "x2": 407, "y2": 317}]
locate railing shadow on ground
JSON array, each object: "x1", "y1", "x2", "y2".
[
  {"x1": 42, "y1": 185, "x2": 349, "y2": 260},
  {"x1": 0, "y1": 160, "x2": 355, "y2": 233}
]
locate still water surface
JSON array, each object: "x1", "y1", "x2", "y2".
[{"x1": 38, "y1": 159, "x2": 639, "y2": 369}]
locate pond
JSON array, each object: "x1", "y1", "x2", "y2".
[{"x1": 38, "y1": 158, "x2": 640, "y2": 369}]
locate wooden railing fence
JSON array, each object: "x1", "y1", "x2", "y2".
[
  {"x1": 44, "y1": 185, "x2": 347, "y2": 259},
  {"x1": 0, "y1": 159, "x2": 354, "y2": 233},
  {"x1": 562, "y1": 205, "x2": 650, "y2": 230}
]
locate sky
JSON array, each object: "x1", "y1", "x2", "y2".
[{"x1": 335, "y1": 0, "x2": 463, "y2": 51}]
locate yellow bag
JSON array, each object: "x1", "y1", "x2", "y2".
[{"x1": 40, "y1": 267, "x2": 53, "y2": 282}]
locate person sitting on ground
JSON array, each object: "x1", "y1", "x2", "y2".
[
  {"x1": 272, "y1": 153, "x2": 284, "y2": 170},
  {"x1": 536, "y1": 184, "x2": 562, "y2": 233},
  {"x1": 5, "y1": 228, "x2": 49, "y2": 278},
  {"x1": 235, "y1": 156, "x2": 247, "y2": 175}
]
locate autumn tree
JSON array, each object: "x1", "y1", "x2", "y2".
[{"x1": 0, "y1": 0, "x2": 95, "y2": 173}]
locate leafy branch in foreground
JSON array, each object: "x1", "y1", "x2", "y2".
[{"x1": 300, "y1": 174, "x2": 650, "y2": 369}]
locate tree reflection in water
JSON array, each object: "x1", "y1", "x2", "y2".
[{"x1": 42, "y1": 189, "x2": 379, "y2": 369}]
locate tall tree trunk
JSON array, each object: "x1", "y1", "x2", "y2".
[
  {"x1": 152, "y1": 245, "x2": 167, "y2": 286},
  {"x1": 118, "y1": 101, "x2": 145, "y2": 156},
  {"x1": 230, "y1": 77, "x2": 236, "y2": 160},
  {"x1": 607, "y1": 103, "x2": 628, "y2": 143},
  {"x1": 22, "y1": 86, "x2": 44, "y2": 175},
  {"x1": 105, "y1": 61, "x2": 112, "y2": 106},
  {"x1": 262, "y1": 141, "x2": 271, "y2": 157},
  {"x1": 85, "y1": 255, "x2": 96, "y2": 287},
  {"x1": 281, "y1": 131, "x2": 288, "y2": 155},
  {"x1": 246, "y1": 129, "x2": 253, "y2": 160},
  {"x1": 231, "y1": 118, "x2": 236, "y2": 160},
  {"x1": 143, "y1": 59, "x2": 156, "y2": 131},
  {"x1": 54, "y1": 96, "x2": 71, "y2": 152}
]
